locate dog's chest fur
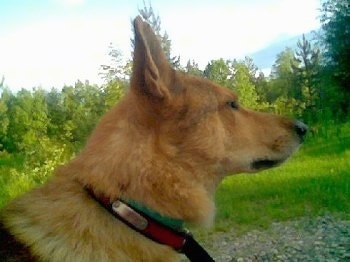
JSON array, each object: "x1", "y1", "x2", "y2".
[{"x1": 1, "y1": 178, "x2": 180, "y2": 262}]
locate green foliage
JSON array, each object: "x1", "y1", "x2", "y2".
[
  {"x1": 0, "y1": 79, "x2": 115, "y2": 208},
  {"x1": 269, "y1": 47, "x2": 300, "y2": 101},
  {"x1": 204, "y1": 58, "x2": 231, "y2": 86},
  {"x1": 4, "y1": 88, "x2": 49, "y2": 153},
  {"x1": 230, "y1": 60, "x2": 263, "y2": 110},
  {"x1": 204, "y1": 58, "x2": 268, "y2": 110},
  {"x1": 272, "y1": 97, "x2": 305, "y2": 118},
  {"x1": 61, "y1": 81, "x2": 105, "y2": 149},
  {"x1": 293, "y1": 35, "x2": 322, "y2": 120},
  {"x1": 0, "y1": 81, "x2": 114, "y2": 155},
  {"x1": 185, "y1": 60, "x2": 203, "y2": 76},
  {"x1": 103, "y1": 79, "x2": 127, "y2": 110},
  {"x1": 0, "y1": 86, "x2": 10, "y2": 151},
  {"x1": 320, "y1": 0, "x2": 350, "y2": 113},
  {"x1": 0, "y1": 142, "x2": 70, "y2": 207},
  {"x1": 314, "y1": 66, "x2": 345, "y2": 121}
]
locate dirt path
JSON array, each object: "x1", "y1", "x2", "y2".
[{"x1": 195, "y1": 215, "x2": 350, "y2": 261}]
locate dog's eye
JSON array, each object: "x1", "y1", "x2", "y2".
[{"x1": 226, "y1": 101, "x2": 239, "y2": 110}]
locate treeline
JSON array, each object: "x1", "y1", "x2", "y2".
[
  {"x1": 0, "y1": 0, "x2": 349, "y2": 161},
  {"x1": 0, "y1": 80, "x2": 124, "y2": 154}
]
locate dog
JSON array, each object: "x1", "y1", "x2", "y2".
[{"x1": 0, "y1": 16, "x2": 307, "y2": 262}]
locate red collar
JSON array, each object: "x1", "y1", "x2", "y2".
[
  {"x1": 85, "y1": 186, "x2": 186, "y2": 250},
  {"x1": 85, "y1": 186, "x2": 215, "y2": 261}
]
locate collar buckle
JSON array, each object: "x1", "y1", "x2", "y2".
[{"x1": 111, "y1": 200, "x2": 148, "y2": 230}]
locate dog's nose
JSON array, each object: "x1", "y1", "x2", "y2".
[{"x1": 294, "y1": 121, "x2": 308, "y2": 140}]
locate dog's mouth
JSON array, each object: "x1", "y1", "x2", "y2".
[{"x1": 251, "y1": 158, "x2": 284, "y2": 170}]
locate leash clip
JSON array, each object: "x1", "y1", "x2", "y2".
[{"x1": 111, "y1": 200, "x2": 148, "y2": 230}]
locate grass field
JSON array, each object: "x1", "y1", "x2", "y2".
[
  {"x1": 1, "y1": 123, "x2": 349, "y2": 234},
  {"x1": 213, "y1": 122, "x2": 350, "y2": 233}
]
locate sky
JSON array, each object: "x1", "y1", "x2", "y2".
[{"x1": 0, "y1": 0, "x2": 321, "y2": 91}]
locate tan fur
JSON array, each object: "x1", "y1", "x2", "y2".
[{"x1": 1, "y1": 16, "x2": 304, "y2": 261}]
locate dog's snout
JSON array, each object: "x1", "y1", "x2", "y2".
[{"x1": 294, "y1": 121, "x2": 308, "y2": 140}]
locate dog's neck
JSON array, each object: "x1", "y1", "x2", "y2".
[
  {"x1": 84, "y1": 185, "x2": 215, "y2": 261},
  {"x1": 85, "y1": 186, "x2": 184, "y2": 230}
]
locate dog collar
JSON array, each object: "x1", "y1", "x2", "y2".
[
  {"x1": 124, "y1": 198, "x2": 184, "y2": 230},
  {"x1": 85, "y1": 186, "x2": 215, "y2": 261}
]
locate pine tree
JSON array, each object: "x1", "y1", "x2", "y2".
[
  {"x1": 320, "y1": 0, "x2": 350, "y2": 113},
  {"x1": 293, "y1": 34, "x2": 321, "y2": 113}
]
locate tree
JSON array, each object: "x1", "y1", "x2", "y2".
[
  {"x1": 99, "y1": 43, "x2": 129, "y2": 109},
  {"x1": 185, "y1": 59, "x2": 203, "y2": 76},
  {"x1": 293, "y1": 34, "x2": 321, "y2": 116},
  {"x1": 61, "y1": 81, "x2": 105, "y2": 150},
  {"x1": 255, "y1": 71, "x2": 270, "y2": 103},
  {"x1": 230, "y1": 60, "x2": 261, "y2": 109},
  {"x1": 320, "y1": 0, "x2": 350, "y2": 113},
  {"x1": 99, "y1": 43, "x2": 126, "y2": 83},
  {"x1": 204, "y1": 58, "x2": 264, "y2": 110},
  {"x1": 267, "y1": 48, "x2": 306, "y2": 117},
  {"x1": 204, "y1": 58, "x2": 231, "y2": 87},
  {"x1": 6, "y1": 88, "x2": 49, "y2": 154},
  {"x1": 241, "y1": 57, "x2": 259, "y2": 84},
  {"x1": 103, "y1": 79, "x2": 127, "y2": 110},
  {"x1": 270, "y1": 48, "x2": 301, "y2": 100},
  {"x1": 0, "y1": 83, "x2": 11, "y2": 151},
  {"x1": 46, "y1": 88, "x2": 65, "y2": 140}
]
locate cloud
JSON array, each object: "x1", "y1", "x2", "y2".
[
  {"x1": 0, "y1": 16, "x2": 131, "y2": 89},
  {"x1": 0, "y1": 0, "x2": 321, "y2": 90},
  {"x1": 160, "y1": 0, "x2": 320, "y2": 68}
]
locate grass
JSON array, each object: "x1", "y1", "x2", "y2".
[
  {"x1": 0, "y1": 153, "x2": 26, "y2": 207},
  {"x1": 0, "y1": 152, "x2": 24, "y2": 169},
  {"x1": 212, "y1": 123, "x2": 350, "y2": 233}
]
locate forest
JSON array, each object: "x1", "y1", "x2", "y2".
[{"x1": 0, "y1": 0, "x2": 349, "y2": 211}]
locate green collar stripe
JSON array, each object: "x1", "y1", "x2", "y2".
[{"x1": 124, "y1": 199, "x2": 184, "y2": 230}]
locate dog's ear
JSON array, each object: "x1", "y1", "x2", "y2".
[{"x1": 131, "y1": 16, "x2": 173, "y2": 101}]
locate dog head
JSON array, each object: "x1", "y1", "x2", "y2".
[
  {"x1": 129, "y1": 16, "x2": 306, "y2": 177},
  {"x1": 71, "y1": 16, "x2": 307, "y2": 225}
]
